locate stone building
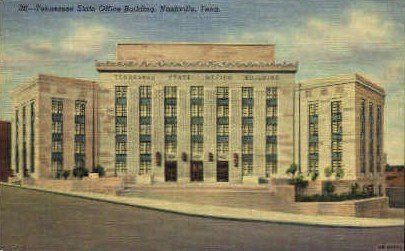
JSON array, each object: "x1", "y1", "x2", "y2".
[
  {"x1": 0, "y1": 121, "x2": 11, "y2": 182},
  {"x1": 9, "y1": 43, "x2": 386, "y2": 191},
  {"x1": 11, "y1": 75, "x2": 98, "y2": 179},
  {"x1": 298, "y1": 74, "x2": 386, "y2": 193}
]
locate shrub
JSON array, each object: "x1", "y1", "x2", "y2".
[
  {"x1": 62, "y1": 170, "x2": 70, "y2": 180},
  {"x1": 289, "y1": 173, "x2": 308, "y2": 188},
  {"x1": 324, "y1": 181, "x2": 335, "y2": 195},
  {"x1": 324, "y1": 167, "x2": 333, "y2": 178},
  {"x1": 307, "y1": 169, "x2": 319, "y2": 181},
  {"x1": 296, "y1": 192, "x2": 375, "y2": 202},
  {"x1": 335, "y1": 168, "x2": 345, "y2": 180},
  {"x1": 286, "y1": 163, "x2": 298, "y2": 177},
  {"x1": 55, "y1": 170, "x2": 63, "y2": 179},
  {"x1": 350, "y1": 182, "x2": 359, "y2": 195},
  {"x1": 93, "y1": 165, "x2": 105, "y2": 177},
  {"x1": 73, "y1": 167, "x2": 89, "y2": 179}
]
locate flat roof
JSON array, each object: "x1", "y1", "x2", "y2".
[
  {"x1": 300, "y1": 73, "x2": 385, "y2": 95},
  {"x1": 116, "y1": 43, "x2": 276, "y2": 62}
]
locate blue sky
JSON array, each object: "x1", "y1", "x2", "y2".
[{"x1": 0, "y1": 0, "x2": 403, "y2": 164}]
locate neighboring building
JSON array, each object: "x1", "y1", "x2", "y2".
[
  {"x1": 11, "y1": 75, "x2": 98, "y2": 179},
  {"x1": 0, "y1": 121, "x2": 11, "y2": 182},
  {"x1": 299, "y1": 74, "x2": 386, "y2": 194},
  {"x1": 385, "y1": 165, "x2": 404, "y2": 187},
  {"x1": 10, "y1": 43, "x2": 386, "y2": 191}
]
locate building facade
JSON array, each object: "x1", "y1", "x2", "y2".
[
  {"x1": 298, "y1": 74, "x2": 386, "y2": 192},
  {"x1": 10, "y1": 43, "x2": 386, "y2": 190},
  {"x1": 0, "y1": 121, "x2": 11, "y2": 182},
  {"x1": 96, "y1": 44, "x2": 297, "y2": 183},
  {"x1": 11, "y1": 75, "x2": 98, "y2": 179}
]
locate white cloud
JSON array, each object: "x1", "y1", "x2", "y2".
[{"x1": 59, "y1": 22, "x2": 111, "y2": 58}]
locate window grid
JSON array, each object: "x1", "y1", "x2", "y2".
[
  {"x1": 266, "y1": 87, "x2": 278, "y2": 176},
  {"x1": 22, "y1": 106, "x2": 27, "y2": 175},
  {"x1": 139, "y1": 86, "x2": 152, "y2": 175},
  {"x1": 242, "y1": 87, "x2": 254, "y2": 176},
  {"x1": 51, "y1": 99, "x2": 63, "y2": 175},
  {"x1": 331, "y1": 101, "x2": 342, "y2": 172},
  {"x1": 74, "y1": 100, "x2": 86, "y2": 169},
  {"x1": 369, "y1": 103, "x2": 374, "y2": 173},
  {"x1": 15, "y1": 109, "x2": 19, "y2": 173},
  {"x1": 360, "y1": 99, "x2": 366, "y2": 173},
  {"x1": 308, "y1": 102, "x2": 319, "y2": 171},
  {"x1": 115, "y1": 87, "x2": 127, "y2": 172},
  {"x1": 30, "y1": 102, "x2": 35, "y2": 173},
  {"x1": 376, "y1": 106, "x2": 382, "y2": 172},
  {"x1": 164, "y1": 87, "x2": 177, "y2": 156},
  {"x1": 216, "y1": 87, "x2": 229, "y2": 158}
]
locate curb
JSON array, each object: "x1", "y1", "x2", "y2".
[{"x1": 1, "y1": 183, "x2": 404, "y2": 229}]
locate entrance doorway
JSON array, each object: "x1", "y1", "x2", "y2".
[
  {"x1": 165, "y1": 161, "x2": 177, "y2": 182},
  {"x1": 190, "y1": 161, "x2": 204, "y2": 182},
  {"x1": 216, "y1": 161, "x2": 229, "y2": 182}
]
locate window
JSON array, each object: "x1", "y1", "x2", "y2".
[
  {"x1": 22, "y1": 106, "x2": 27, "y2": 174},
  {"x1": 308, "y1": 102, "x2": 319, "y2": 171},
  {"x1": 30, "y1": 102, "x2": 35, "y2": 173},
  {"x1": 140, "y1": 105, "x2": 151, "y2": 117},
  {"x1": 242, "y1": 124, "x2": 253, "y2": 135},
  {"x1": 331, "y1": 100, "x2": 342, "y2": 172},
  {"x1": 15, "y1": 109, "x2": 19, "y2": 173},
  {"x1": 164, "y1": 105, "x2": 176, "y2": 117},
  {"x1": 369, "y1": 102, "x2": 374, "y2": 173},
  {"x1": 265, "y1": 87, "x2": 278, "y2": 176},
  {"x1": 242, "y1": 87, "x2": 254, "y2": 176},
  {"x1": 376, "y1": 105, "x2": 382, "y2": 172},
  {"x1": 191, "y1": 105, "x2": 203, "y2": 117},
  {"x1": 165, "y1": 124, "x2": 177, "y2": 135},
  {"x1": 51, "y1": 99, "x2": 63, "y2": 175},
  {"x1": 140, "y1": 142, "x2": 151, "y2": 154},
  {"x1": 74, "y1": 100, "x2": 86, "y2": 169},
  {"x1": 164, "y1": 87, "x2": 177, "y2": 157},
  {"x1": 217, "y1": 106, "x2": 229, "y2": 117},
  {"x1": 191, "y1": 124, "x2": 203, "y2": 136},
  {"x1": 140, "y1": 124, "x2": 151, "y2": 135},
  {"x1": 191, "y1": 86, "x2": 204, "y2": 98},
  {"x1": 115, "y1": 87, "x2": 127, "y2": 173},
  {"x1": 216, "y1": 87, "x2": 228, "y2": 99},
  {"x1": 360, "y1": 99, "x2": 366, "y2": 173},
  {"x1": 217, "y1": 124, "x2": 229, "y2": 136},
  {"x1": 217, "y1": 143, "x2": 229, "y2": 154},
  {"x1": 139, "y1": 86, "x2": 151, "y2": 98}
]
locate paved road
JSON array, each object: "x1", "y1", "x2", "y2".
[{"x1": 0, "y1": 185, "x2": 403, "y2": 251}]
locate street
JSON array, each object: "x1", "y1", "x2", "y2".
[{"x1": 0, "y1": 185, "x2": 403, "y2": 251}]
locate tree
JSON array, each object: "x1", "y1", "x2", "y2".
[{"x1": 286, "y1": 163, "x2": 298, "y2": 177}]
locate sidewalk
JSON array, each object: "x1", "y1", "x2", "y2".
[{"x1": 1, "y1": 183, "x2": 403, "y2": 228}]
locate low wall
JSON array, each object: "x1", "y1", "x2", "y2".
[
  {"x1": 386, "y1": 187, "x2": 404, "y2": 208},
  {"x1": 296, "y1": 197, "x2": 388, "y2": 217},
  {"x1": 31, "y1": 178, "x2": 122, "y2": 195}
]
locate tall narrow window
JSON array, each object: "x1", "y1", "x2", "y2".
[
  {"x1": 164, "y1": 87, "x2": 177, "y2": 157},
  {"x1": 369, "y1": 102, "x2": 374, "y2": 173},
  {"x1": 265, "y1": 87, "x2": 278, "y2": 176},
  {"x1": 22, "y1": 106, "x2": 27, "y2": 175},
  {"x1": 331, "y1": 100, "x2": 342, "y2": 172},
  {"x1": 74, "y1": 100, "x2": 86, "y2": 170},
  {"x1": 216, "y1": 87, "x2": 229, "y2": 157},
  {"x1": 139, "y1": 86, "x2": 152, "y2": 175},
  {"x1": 115, "y1": 86, "x2": 128, "y2": 173},
  {"x1": 51, "y1": 99, "x2": 63, "y2": 176},
  {"x1": 376, "y1": 105, "x2": 382, "y2": 172},
  {"x1": 190, "y1": 86, "x2": 204, "y2": 181},
  {"x1": 15, "y1": 109, "x2": 19, "y2": 173},
  {"x1": 242, "y1": 87, "x2": 254, "y2": 176},
  {"x1": 30, "y1": 102, "x2": 35, "y2": 173},
  {"x1": 360, "y1": 99, "x2": 366, "y2": 173},
  {"x1": 308, "y1": 102, "x2": 319, "y2": 171}
]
